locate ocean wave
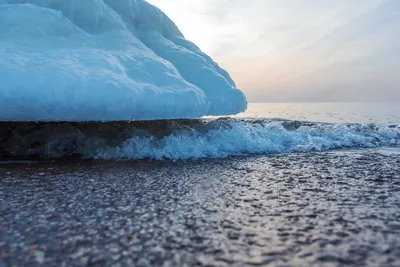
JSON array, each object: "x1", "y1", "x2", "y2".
[{"x1": 1, "y1": 119, "x2": 399, "y2": 160}]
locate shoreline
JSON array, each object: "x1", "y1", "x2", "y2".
[{"x1": 1, "y1": 145, "x2": 399, "y2": 165}]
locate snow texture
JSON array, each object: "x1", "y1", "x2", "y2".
[{"x1": 0, "y1": 0, "x2": 247, "y2": 121}]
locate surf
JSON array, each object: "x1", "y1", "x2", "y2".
[{"x1": 1, "y1": 119, "x2": 399, "y2": 160}]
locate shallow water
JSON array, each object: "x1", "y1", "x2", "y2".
[{"x1": 1, "y1": 115, "x2": 399, "y2": 160}]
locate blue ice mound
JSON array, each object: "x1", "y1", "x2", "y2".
[{"x1": 0, "y1": 0, "x2": 247, "y2": 121}]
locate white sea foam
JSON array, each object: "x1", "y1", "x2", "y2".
[{"x1": 90, "y1": 121, "x2": 400, "y2": 160}]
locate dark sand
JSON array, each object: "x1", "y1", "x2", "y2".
[{"x1": 1, "y1": 149, "x2": 400, "y2": 266}]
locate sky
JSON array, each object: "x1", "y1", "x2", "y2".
[{"x1": 147, "y1": 0, "x2": 400, "y2": 102}]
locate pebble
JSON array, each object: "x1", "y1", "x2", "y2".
[{"x1": 1, "y1": 151, "x2": 399, "y2": 266}]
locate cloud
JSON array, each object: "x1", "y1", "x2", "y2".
[{"x1": 148, "y1": 0, "x2": 400, "y2": 101}]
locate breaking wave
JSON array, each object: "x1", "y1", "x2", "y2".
[{"x1": 1, "y1": 118, "x2": 399, "y2": 160}]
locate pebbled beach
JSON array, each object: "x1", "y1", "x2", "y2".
[{"x1": 1, "y1": 148, "x2": 400, "y2": 266}]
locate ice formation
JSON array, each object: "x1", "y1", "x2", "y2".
[{"x1": 0, "y1": 0, "x2": 247, "y2": 121}]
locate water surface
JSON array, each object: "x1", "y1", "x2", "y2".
[{"x1": 233, "y1": 102, "x2": 400, "y2": 125}]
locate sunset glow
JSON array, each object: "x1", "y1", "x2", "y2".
[{"x1": 148, "y1": 0, "x2": 400, "y2": 102}]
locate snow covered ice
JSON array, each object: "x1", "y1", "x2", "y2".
[{"x1": 0, "y1": 0, "x2": 247, "y2": 121}]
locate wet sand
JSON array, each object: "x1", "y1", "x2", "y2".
[{"x1": 1, "y1": 149, "x2": 400, "y2": 266}]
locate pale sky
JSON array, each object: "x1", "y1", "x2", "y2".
[{"x1": 147, "y1": 0, "x2": 400, "y2": 102}]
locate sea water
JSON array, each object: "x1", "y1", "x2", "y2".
[
  {"x1": 233, "y1": 102, "x2": 400, "y2": 125},
  {"x1": 1, "y1": 102, "x2": 399, "y2": 160}
]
